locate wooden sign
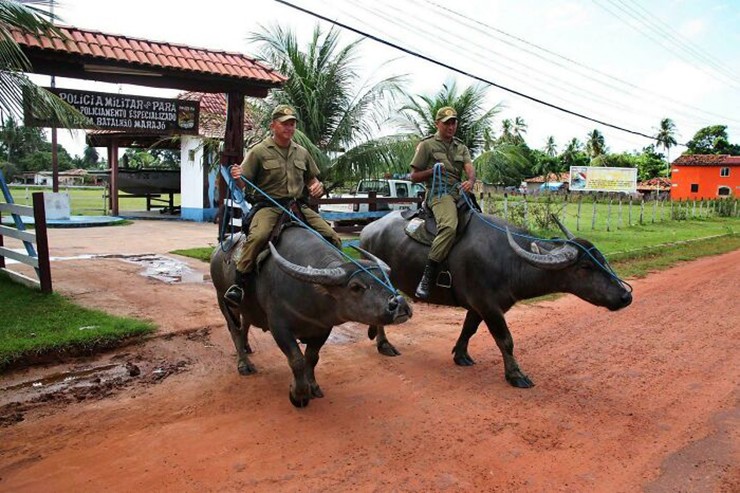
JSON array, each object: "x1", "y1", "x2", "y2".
[{"x1": 25, "y1": 87, "x2": 199, "y2": 134}]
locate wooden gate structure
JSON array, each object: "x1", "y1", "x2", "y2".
[
  {"x1": 12, "y1": 24, "x2": 285, "y2": 216},
  {"x1": 0, "y1": 171, "x2": 52, "y2": 293}
]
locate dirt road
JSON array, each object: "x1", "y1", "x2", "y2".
[{"x1": 1, "y1": 221, "x2": 738, "y2": 492}]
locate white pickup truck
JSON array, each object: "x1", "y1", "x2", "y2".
[{"x1": 319, "y1": 178, "x2": 425, "y2": 224}]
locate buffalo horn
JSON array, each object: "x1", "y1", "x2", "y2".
[
  {"x1": 268, "y1": 242, "x2": 347, "y2": 285},
  {"x1": 506, "y1": 228, "x2": 579, "y2": 270},
  {"x1": 351, "y1": 246, "x2": 391, "y2": 274},
  {"x1": 551, "y1": 214, "x2": 576, "y2": 240}
]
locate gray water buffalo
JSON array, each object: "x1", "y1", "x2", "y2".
[
  {"x1": 211, "y1": 226, "x2": 412, "y2": 407},
  {"x1": 360, "y1": 210, "x2": 632, "y2": 387}
]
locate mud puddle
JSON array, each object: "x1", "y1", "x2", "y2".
[{"x1": 0, "y1": 358, "x2": 191, "y2": 427}]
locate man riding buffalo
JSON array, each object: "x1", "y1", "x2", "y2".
[{"x1": 409, "y1": 106, "x2": 477, "y2": 299}]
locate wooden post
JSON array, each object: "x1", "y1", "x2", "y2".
[
  {"x1": 32, "y1": 192, "x2": 52, "y2": 294},
  {"x1": 639, "y1": 198, "x2": 645, "y2": 225},
  {"x1": 591, "y1": 196, "x2": 597, "y2": 231},
  {"x1": 576, "y1": 196, "x2": 582, "y2": 231},
  {"x1": 617, "y1": 198, "x2": 623, "y2": 229},
  {"x1": 606, "y1": 198, "x2": 612, "y2": 232},
  {"x1": 219, "y1": 92, "x2": 246, "y2": 209},
  {"x1": 109, "y1": 138, "x2": 119, "y2": 216}
]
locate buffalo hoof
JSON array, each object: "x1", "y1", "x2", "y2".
[
  {"x1": 310, "y1": 384, "x2": 324, "y2": 399},
  {"x1": 368, "y1": 326, "x2": 378, "y2": 340},
  {"x1": 377, "y1": 341, "x2": 401, "y2": 357},
  {"x1": 506, "y1": 373, "x2": 535, "y2": 388},
  {"x1": 453, "y1": 353, "x2": 476, "y2": 366},
  {"x1": 289, "y1": 392, "x2": 310, "y2": 408},
  {"x1": 237, "y1": 361, "x2": 257, "y2": 375}
]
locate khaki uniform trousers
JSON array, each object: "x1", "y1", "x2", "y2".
[
  {"x1": 428, "y1": 194, "x2": 458, "y2": 263},
  {"x1": 236, "y1": 205, "x2": 342, "y2": 273}
]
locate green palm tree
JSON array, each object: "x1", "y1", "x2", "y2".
[
  {"x1": 544, "y1": 136, "x2": 557, "y2": 157},
  {"x1": 395, "y1": 81, "x2": 502, "y2": 155},
  {"x1": 512, "y1": 116, "x2": 527, "y2": 145},
  {"x1": 499, "y1": 118, "x2": 515, "y2": 145},
  {"x1": 248, "y1": 24, "x2": 406, "y2": 186},
  {"x1": 655, "y1": 117, "x2": 678, "y2": 163},
  {"x1": 1, "y1": 0, "x2": 88, "y2": 128},
  {"x1": 585, "y1": 129, "x2": 606, "y2": 160}
]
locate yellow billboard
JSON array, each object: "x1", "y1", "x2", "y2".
[{"x1": 569, "y1": 166, "x2": 637, "y2": 193}]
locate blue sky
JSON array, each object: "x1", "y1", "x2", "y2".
[{"x1": 37, "y1": 0, "x2": 740, "y2": 159}]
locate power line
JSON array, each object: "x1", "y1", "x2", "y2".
[
  {"x1": 273, "y1": 0, "x2": 667, "y2": 144},
  {"x1": 416, "y1": 0, "x2": 739, "y2": 125},
  {"x1": 614, "y1": 0, "x2": 739, "y2": 83},
  {"x1": 593, "y1": 0, "x2": 740, "y2": 90}
]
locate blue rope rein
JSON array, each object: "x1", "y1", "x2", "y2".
[
  {"x1": 459, "y1": 187, "x2": 632, "y2": 293},
  {"x1": 219, "y1": 168, "x2": 398, "y2": 296}
]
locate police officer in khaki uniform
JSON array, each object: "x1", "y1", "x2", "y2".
[
  {"x1": 409, "y1": 106, "x2": 476, "y2": 299},
  {"x1": 224, "y1": 104, "x2": 342, "y2": 304}
]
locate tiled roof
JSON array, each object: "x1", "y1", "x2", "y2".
[
  {"x1": 672, "y1": 154, "x2": 740, "y2": 166},
  {"x1": 178, "y1": 92, "x2": 256, "y2": 139},
  {"x1": 11, "y1": 25, "x2": 286, "y2": 85},
  {"x1": 526, "y1": 171, "x2": 570, "y2": 183}
]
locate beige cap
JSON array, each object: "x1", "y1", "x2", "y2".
[
  {"x1": 271, "y1": 104, "x2": 298, "y2": 122},
  {"x1": 435, "y1": 106, "x2": 457, "y2": 122}
]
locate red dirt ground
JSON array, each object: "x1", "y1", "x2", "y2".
[{"x1": 0, "y1": 221, "x2": 738, "y2": 492}]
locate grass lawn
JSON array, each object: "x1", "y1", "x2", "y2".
[
  {"x1": 0, "y1": 272, "x2": 155, "y2": 371},
  {"x1": 8, "y1": 185, "x2": 181, "y2": 216}
]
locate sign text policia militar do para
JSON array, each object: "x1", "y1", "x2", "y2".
[{"x1": 25, "y1": 87, "x2": 199, "y2": 134}]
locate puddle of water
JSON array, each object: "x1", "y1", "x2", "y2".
[
  {"x1": 1, "y1": 363, "x2": 121, "y2": 393},
  {"x1": 48, "y1": 253, "x2": 207, "y2": 284}
]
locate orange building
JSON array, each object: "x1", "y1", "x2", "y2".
[{"x1": 670, "y1": 154, "x2": 740, "y2": 200}]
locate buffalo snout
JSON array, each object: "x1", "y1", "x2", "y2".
[{"x1": 389, "y1": 294, "x2": 412, "y2": 323}]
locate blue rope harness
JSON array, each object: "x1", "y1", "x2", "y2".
[
  {"x1": 458, "y1": 190, "x2": 632, "y2": 293},
  {"x1": 219, "y1": 169, "x2": 398, "y2": 296}
]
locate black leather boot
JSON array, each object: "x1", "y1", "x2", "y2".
[
  {"x1": 224, "y1": 270, "x2": 249, "y2": 306},
  {"x1": 415, "y1": 260, "x2": 439, "y2": 299}
]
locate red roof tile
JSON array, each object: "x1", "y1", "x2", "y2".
[
  {"x1": 11, "y1": 25, "x2": 285, "y2": 86},
  {"x1": 672, "y1": 154, "x2": 740, "y2": 166}
]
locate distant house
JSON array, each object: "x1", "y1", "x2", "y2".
[
  {"x1": 524, "y1": 172, "x2": 570, "y2": 190},
  {"x1": 670, "y1": 154, "x2": 740, "y2": 200},
  {"x1": 33, "y1": 169, "x2": 89, "y2": 186}
]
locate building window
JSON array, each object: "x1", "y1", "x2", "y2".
[
  {"x1": 720, "y1": 167, "x2": 730, "y2": 177},
  {"x1": 690, "y1": 183, "x2": 699, "y2": 193},
  {"x1": 718, "y1": 186, "x2": 731, "y2": 196}
]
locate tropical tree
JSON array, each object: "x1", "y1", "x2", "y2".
[
  {"x1": 395, "y1": 82, "x2": 502, "y2": 155},
  {"x1": 512, "y1": 116, "x2": 528, "y2": 145},
  {"x1": 0, "y1": 0, "x2": 88, "y2": 128},
  {"x1": 585, "y1": 129, "x2": 606, "y2": 160},
  {"x1": 81, "y1": 145, "x2": 99, "y2": 168},
  {"x1": 543, "y1": 136, "x2": 557, "y2": 157},
  {"x1": 654, "y1": 118, "x2": 677, "y2": 162},
  {"x1": 560, "y1": 138, "x2": 589, "y2": 168},
  {"x1": 498, "y1": 119, "x2": 515, "y2": 145},
  {"x1": 685, "y1": 125, "x2": 740, "y2": 155},
  {"x1": 248, "y1": 24, "x2": 406, "y2": 186}
]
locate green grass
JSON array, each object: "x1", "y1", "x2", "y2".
[
  {"x1": 0, "y1": 272, "x2": 155, "y2": 372},
  {"x1": 8, "y1": 185, "x2": 181, "y2": 216}
]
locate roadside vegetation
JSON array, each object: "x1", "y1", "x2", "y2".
[{"x1": 0, "y1": 271, "x2": 155, "y2": 371}]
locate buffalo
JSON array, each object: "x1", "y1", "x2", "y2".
[
  {"x1": 211, "y1": 226, "x2": 412, "y2": 407},
  {"x1": 359, "y1": 210, "x2": 632, "y2": 387}
]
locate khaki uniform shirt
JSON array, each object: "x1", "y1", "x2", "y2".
[
  {"x1": 410, "y1": 133, "x2": 472, "y2": 194},
  {"x1": 241, "y1": 136, "x2": 320, "y2": 200}
]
